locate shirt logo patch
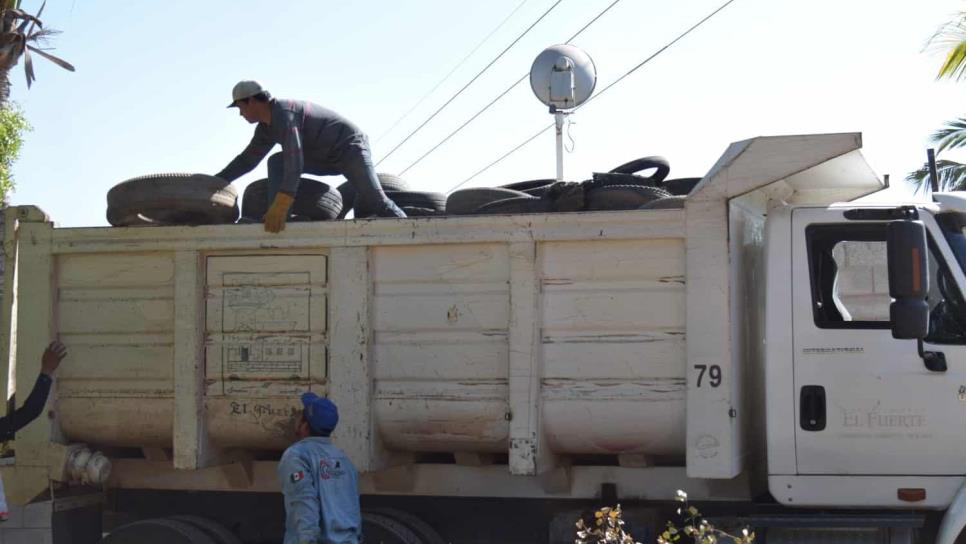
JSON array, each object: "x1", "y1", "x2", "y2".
[
  {"x1": 290, "y1": 470, "x2": 304, "y2": 483},
  {"x1": 319, "y1": 458, "x2": 346, "y2": 480}
]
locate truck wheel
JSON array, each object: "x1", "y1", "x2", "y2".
[
  {"x1": 339, "y1": 173, "x2": 410, "y2": 218},
  {"x1": 367, "y1": 509, "x2": 446, "y2": 544},
  {"x1": 446, "y1": 187, "x2": 530, "y2": 215},
  {"x1": 363, "y1": 512, "x2": 423, "y2": 544},
  {"x1": 242, "y1": 178, "x2": 343, "y2": 221},
  {"x1": 608, "y1": 156, "x2": 670, "y2": 182},
  {"x1": 101, "y1": 518, "x2": 215, "y2": 543},
  {"x1": 167, "y1": 516, "x2": 241, "y2": 544},
  {"x1": 106, "y1": 174, "x2": 239, "y2": 227},
  {"x1": 586, "y1": 185, "x2": 671, "y2": 211}
]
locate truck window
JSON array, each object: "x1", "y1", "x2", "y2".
[
  {"x1": 806, "y1": 224, "x2": 891, "y2": 328},
  {"x1": 806, "y1": 223, "x2": 966, "y2": 341}
]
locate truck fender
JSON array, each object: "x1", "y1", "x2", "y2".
[{"x1": 937, "y1": 480, "x2": 966, "y2": 544}]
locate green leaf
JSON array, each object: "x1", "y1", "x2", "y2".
[
  {"x1": 930, "y1": 117, "x2": 966, "y2": 152},
  {"x1": 906, "y1": 158, "x2": 966, "y2": 192}
]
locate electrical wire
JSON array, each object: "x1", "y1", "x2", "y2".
[
  {"x1": 447, "y1": 0, "x2": 739, "y2": 192},
  {"x1": 398, "y1": 0, "x2": 625, "y2": 176},
  {"x1": 373, "y1": 0, "x2": 532, "y2": 145},
  {"x1": 375, "y1": 0, "x2": 565, "y2": 167}
]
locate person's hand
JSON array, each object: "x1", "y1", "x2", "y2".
[
  {"x1": 264, "y1": 192, "x2": 295, "y2": 233},
  {"x1": 41, "y1": 341, "x2": 67, "y2": 376}
]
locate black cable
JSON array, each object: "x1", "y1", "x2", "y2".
[
  {"x1": 375, "y1": 0, "x2": 565, "y2": 167},
  {"x1": 373, "y1": 0, "x2": 532, "y2": 145},
  {"x1": 447, "y1": 0, "x2": 739, "y2": 192},
  {"x1": 399, "y1": 0, "x2": 625, "y2": 176}
]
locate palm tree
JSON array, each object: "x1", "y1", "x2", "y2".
[
  {"x1": 909, "y1": 11, "x2": 966, "y2": 191},
  {"x1": 0, "y1": 0, "x2": 73, "y2": 105}
]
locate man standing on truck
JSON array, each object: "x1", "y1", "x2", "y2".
[
  {"x1": 278, "y1": 392, "x2": 361, "y2": 544},
  {"x1": 0, "y1": 341, "x2": 68, "y2": 521},
  {"x1": 216, "y1": 80, "x2": 407, "y2": 233}
]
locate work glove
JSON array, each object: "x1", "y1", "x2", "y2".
[{"x1": 264, "y1": 192, "x2": 295, "y2": 233}]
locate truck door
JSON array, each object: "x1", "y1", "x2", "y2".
[{"x1": 791, "y1": 208, "x2": 966, "y2": 475}]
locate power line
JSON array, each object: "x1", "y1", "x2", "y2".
[
  {"x1": 375, "y1": 0, "x2": 565, "y2": 167},
  {"x1": 447, "y1": 0, "x2": 739, "y2": 192},
  {"x1": 373, "y1": 0, "x2": 531, "y2": 145},
  {"x1": 400, "y1": 73, "x2": 529, "y2": 176},
  {"x1": 399, "y1": 0, "x2": 625, "y2": 176},
  {"x1": 454, "y1": 123, "x2": 554, "y2": 190}
]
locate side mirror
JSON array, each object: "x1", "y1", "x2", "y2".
[{"x1": 887, "y1": 220, "x2": 929, "y2": 339}]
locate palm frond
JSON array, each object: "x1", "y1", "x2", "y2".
[
  {"x1": 926, "y1": 12, "x2": 966, "y2": 81},
  {"x1": 939, "y1": 41, "x2": 966, "y2": 80},
  {"x1": 906, "y1": 159, "x2": 966, "y2": 192},
  {"x1": 24, "y1": 1, "x2": 44, "y2": 38},
  {"x1": 26, "y1": 44, "x2": 72, "y2": 71},
  {"x1": 22, "y1": 41, "x2": 33, "y2": 87},
  {"x1": 930, "y1": 117, "x2": 966, "y2": 152}
]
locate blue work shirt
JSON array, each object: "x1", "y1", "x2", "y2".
[
  {"x1": 278, "y1": 437, "x2": 361, "y2": 544},
  {"x1": 216, "y1": 98, "x2": 363, "y2": 196}
]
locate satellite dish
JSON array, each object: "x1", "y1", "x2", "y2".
[
  {"x1": 529, "y1": 44, "x2": 597, "y2": 111},
  {"x1": 530, "y1": 45, "x2": 596, "y2": 181}
]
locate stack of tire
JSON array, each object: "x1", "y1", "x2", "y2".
[
  {"x1": 103, "y1": 157, "x2": 696, "y2": 227},
  {"x1": 445, "y1": 156, "x2": 701, "y2": 216},
  {"x1": 105, "y1": 172, "x2": 448, "y2": 227},
  {"x1": 334, "y1": 174, "x2": 446, "y2": 218},
  {"x1": 106, "y1": 174, "x2": 240, "y2": 227}
]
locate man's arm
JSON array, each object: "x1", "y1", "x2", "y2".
[
  {"x1": 276, "y1": 110, "x2": 305, "y2": 195},
  {"x1": 0, "y1": 342, "x2": 66, "y2": 439},
  {"x1": 279, "y1": 450, "x2": 322, "y2": 544},
  {"x1": 215, "y1": 125, "x2": 274, "y2": 182}
]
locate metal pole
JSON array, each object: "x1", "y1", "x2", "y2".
[
  {"x1": 928, "y1": 148, "x2": 940, "y2": 193},
  {"x1": 555, "y1": 111, "x2": 565, "y2": 181}
]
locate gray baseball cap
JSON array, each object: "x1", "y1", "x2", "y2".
[{"x1": 227, "y1": 80, "x2": 265, "y2": 108}]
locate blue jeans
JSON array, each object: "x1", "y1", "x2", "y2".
[{"x1": 266, "y1": 136, "x2": 406, "y2": 218}]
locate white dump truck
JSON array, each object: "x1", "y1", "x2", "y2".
[{"x1": 0, "y1": 132, "x2": 962, "y2": 543}]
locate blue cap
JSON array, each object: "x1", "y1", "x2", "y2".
[{"x1": 300, "y1": 392, "x2": 339, "y2": 434}]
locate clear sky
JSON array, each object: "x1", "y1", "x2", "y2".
[{"x1": 8, "y1": 0, "x2": 966, "y2": 226}]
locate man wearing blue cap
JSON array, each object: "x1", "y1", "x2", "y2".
[
  {"x1": 278, "y1": 392, "x2": 361, "y2": 544},
  {"x1": 217, "y1": 80, "x2": 407, "y2": 233}
]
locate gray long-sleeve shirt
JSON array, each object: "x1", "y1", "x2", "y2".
[{"x1": 216, "y1": 99, "x2": 362, "y2": 195}]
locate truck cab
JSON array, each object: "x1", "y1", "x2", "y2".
[{"x1": 764, "y1": 198, "x2": 966, "y2": 540}]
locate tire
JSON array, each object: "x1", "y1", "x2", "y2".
[
  {"x1": 639, "y1": 195, "x2": 686, "y2": 209},
  {"x1": 106, "y1": 173, "x2": 238, "y2": 227},
  {"x1": 474, "y1": 196, "x2": 553, "y2": 215},
  {"x1": 339, "y1": 173, "x2": 410, "y2": 218},
  {"x1": 499, "y1": 179, "x2": 556, "y2": 196},
  {"x1": 446, "y1": 187, "x2": 530, "y2": 215},
  {"x1": 101, "y1": 518, "x2": 214, "y2": 544},
  {"x1": 586, "y1": 185, "x2": 671, "y2": 211},
  {"x1": 367, "y1": 509, "x2": 446, "y2": 544},
  {"x1": 608, "y1": 156, "x2": 670, "y2": 182},
  {"x1": 363, "y1": 512, "x2": 423, "y2": 544},
  {"x1": 663, "y1": 177, "x2": 702, "y2": 196},
  {"x1": 385, "y1": 191, "x2": 447, "y2": 213},
  {"x1": 242, "y1": 178, "x2": 343, "y2": 221},
  {"x1": 167, "y1": 516, "x2": 241, "y2": 544},
  {"x1": 591, "y1": 171, "x2": 663, "y2": 188}
]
